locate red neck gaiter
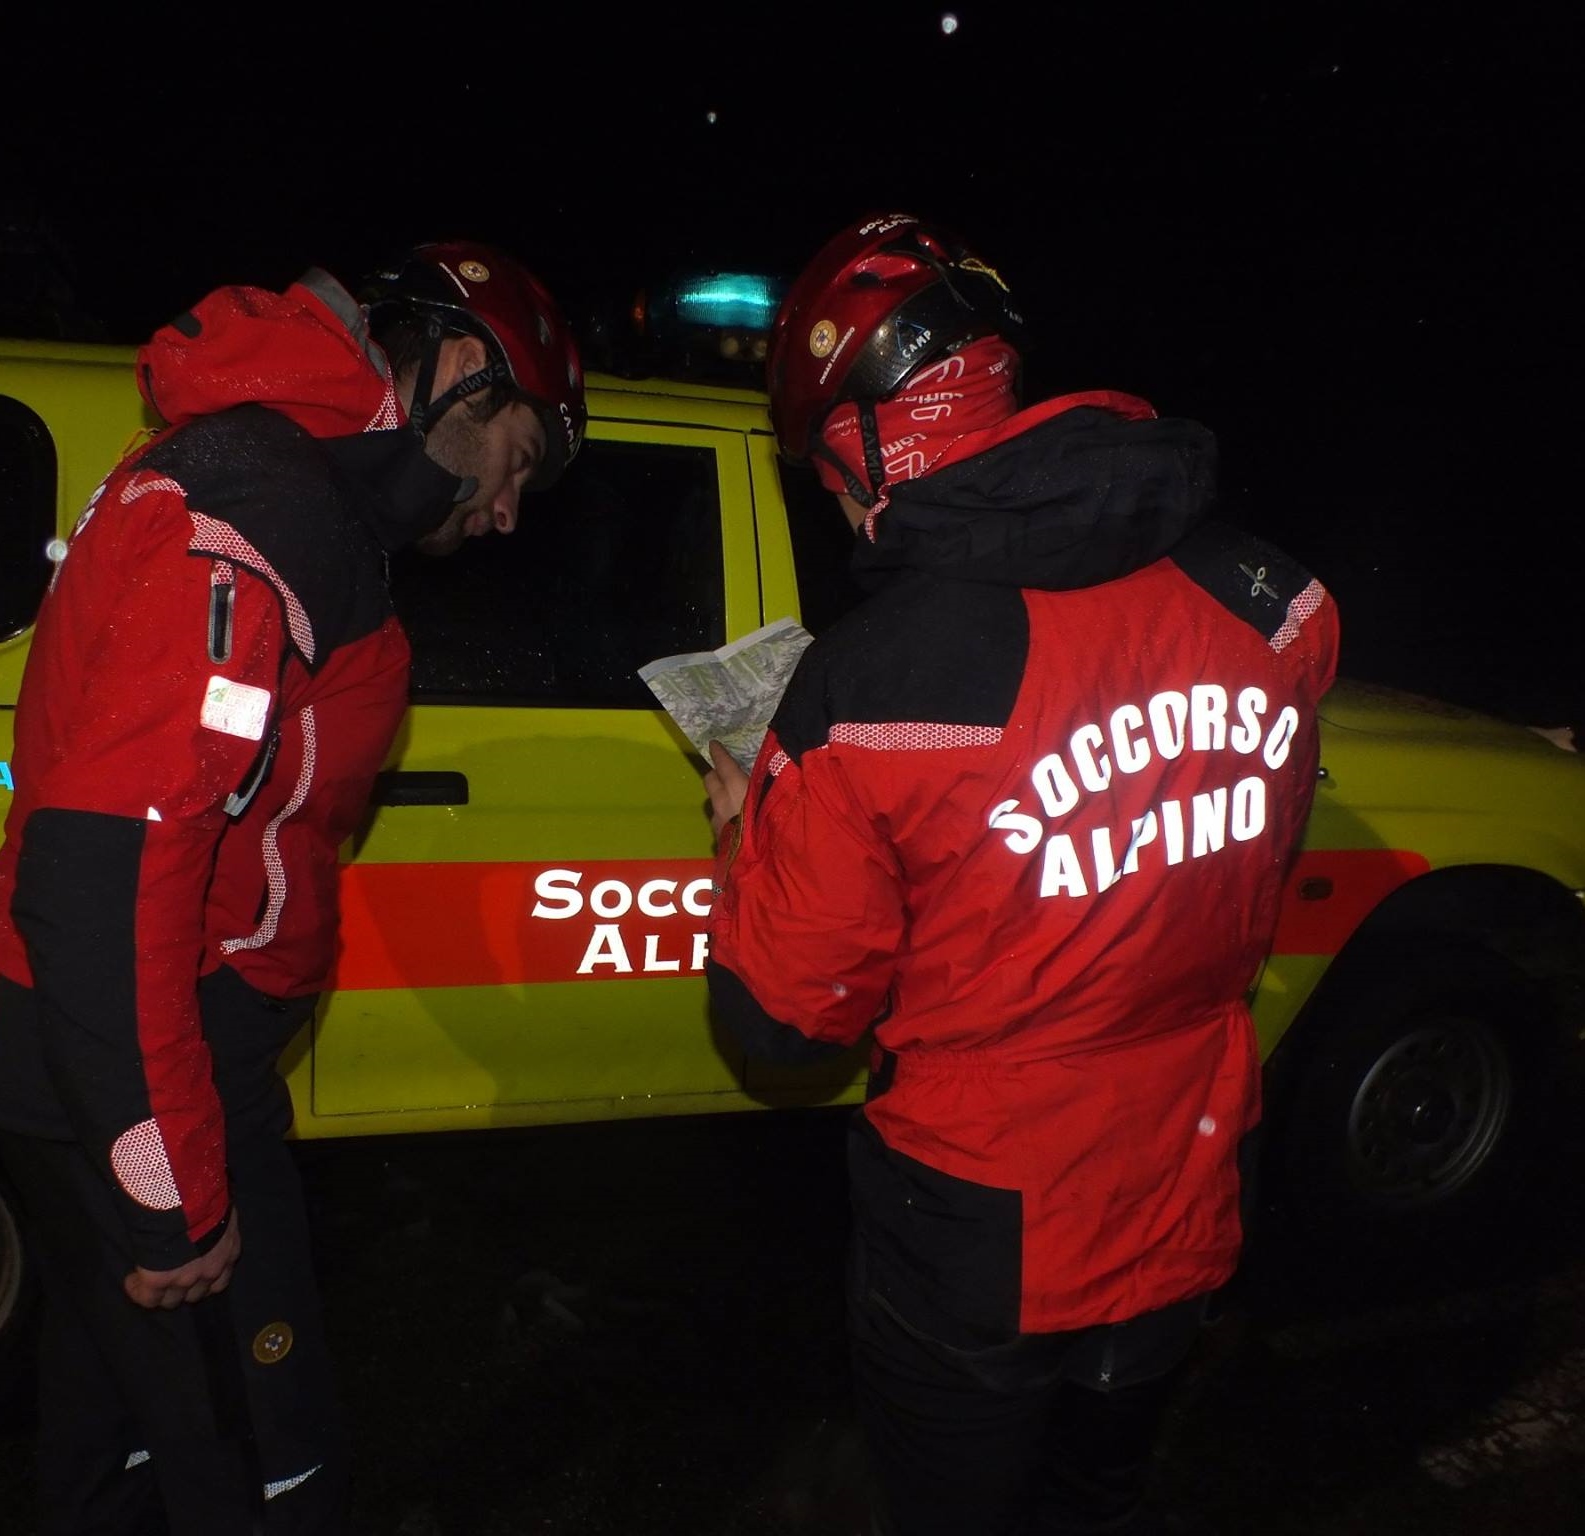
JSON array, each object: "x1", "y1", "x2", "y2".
[{"x1": 813, "y1": 336, "x2": 1020, "y2": 513}]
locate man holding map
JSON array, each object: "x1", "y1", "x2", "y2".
[{"x1": 699, "y1": 213, "x2": 1340, "y2": 1535}]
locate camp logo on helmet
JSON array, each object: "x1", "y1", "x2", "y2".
[
  {"x1": 959, "y1": 256, "x2": 1010, "y2": 292},
  {"x1": 458, "y1": 260, "x2": 491, "y2": 284},
  {"x1": 809, "y1": 320, "x2": 839, "y2": 359}
]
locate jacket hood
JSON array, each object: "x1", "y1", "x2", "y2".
[
  {"x1": 851, "y1": 391, "x2": 1218, "y2": 592},
  {"x1": 135, "y1": 269, "x2": 470, "y2": 550},
  {"x1": 136, "y1": 268, "x2": 404, "y2": 438}
]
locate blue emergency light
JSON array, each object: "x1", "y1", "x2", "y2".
[{"x1": 669, "y1": 274, "x2": 785, "y2": 332}]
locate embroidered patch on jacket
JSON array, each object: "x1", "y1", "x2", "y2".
[{"x1": 201, "y1": 677, "x2": 271, "y2": 741}]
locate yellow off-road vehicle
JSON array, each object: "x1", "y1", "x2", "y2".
[{"x1": 3, "y1": 281, "x2": 1583, "y2": 1359}]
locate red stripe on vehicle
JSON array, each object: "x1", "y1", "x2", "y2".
[
  {"x1": 1269, "y1": 848, "x2": 1431, "y2": 955},
  {"x1": 333, "y1": 845, "x2": 1431, "y2": 989},
  {"x1": 333, "y1": 859, "x2": 717, "y2": 989}
]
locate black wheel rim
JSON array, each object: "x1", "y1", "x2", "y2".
[{"x1": 1344, "y1": 1012, "x2": 1513, "y2": 1205}]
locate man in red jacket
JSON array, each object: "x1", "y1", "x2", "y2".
[
  {"x1": 704, "y1": 213, "x2": 1340, "y2": 1535},
  {"x1": 0, "y1": 242, "x2": 584, "y2": 1534}
]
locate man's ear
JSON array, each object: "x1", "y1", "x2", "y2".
[{"x1": 434, "y1": 333, "x2": 490, "y2": 394}]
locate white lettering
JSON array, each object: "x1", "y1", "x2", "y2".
[
  {"x1": 1032, "y1": 753, "x2": 1081, "y2": 818},
  {"x1": 1263, "y1": 707, "x2": 1300, "y2": 769},
  {"x1": 1231, "y1": 777, "x2": 1266, "y2": 841},
  {"x1": 1191, "y1": 787, "x2": 1228, "y2": 857},
  {"x1": 1189, "y1": 684, "x2": 1229, "y2": 752},
  {"x1": 1110, "y1": 704, "x2": 1150, "y2": 775},
  {"x1": 590, "y1": 879, "x2": 634, "y2": 918},
  {"x1": 531, "y1": 868, "x2": 584, "y2": 919},
  {"x1": 637, "y1": 879, "x2": 679, "y2": 917},
  {"x1": 691, "y1": 932, "x2": 710, "y2": 971},
  {"x1": 643, "y1": 934, "x2": 681, "y2": 973},
  {"x1": 577, "y1": 924, "x2": 633, "y2": 974},
  {"x1": 859, "y1": 214, "x2": 915, "y2": 236},
  {"x1": 1070, "y1": 724, "x2": 1112, "y2": 792},
  {"x1": 1162, "y1": 799, "x2": 1185, "y2": 865},
  {"x1": 989, "y1": 799, "x2": 1043, "y2": 855},
  {"x1": 1122, "y1": 811, "x2": 1158, "y2": 875},
  {"x1": 1148, "y1": 691, "x2": 1189, "y2": 759},
  {"x1": 681, "y1": 878, "x2": 715, "y2": 917},
  {"x1": 1039, "y1": 834, "x2": 1089, "y2": 898},
  {"x1": 997, "y1": 679, "x2": 1300, "y2": 899},
  {"x1": 1230, "y1": 687, "x2": 1267, "y2": 754},
  {"x1": 1090, "y1": 825, "x2": 1120, "y2": 891}
]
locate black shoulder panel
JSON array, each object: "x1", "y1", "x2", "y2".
[
  {"x1": 142, "y1": 405, "x2": 392, "y2": 664},
  {"x1": 772, "y1": 575, "x2": 1028, "y2": 765},
  {"x1": 1168, "y1": 519, "x2": 1319, "y2": 641}
]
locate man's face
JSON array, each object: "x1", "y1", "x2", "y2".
[{"x1": 415, "y1": 396, "x2": 547, "y2": 557}]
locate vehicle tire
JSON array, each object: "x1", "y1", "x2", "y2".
[
  {"x1": 0, "y1": 1172, "x2": 40, "y2": 1422},
  {"x1": 1273, "y1": 940, "x2": 1564, "y2": 1247}
]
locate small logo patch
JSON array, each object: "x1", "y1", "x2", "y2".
[
  {"x1": 458, "y1": 260, "x2": 490, "y2": 284},
  {"x1": 809, "y1": 320, "x2": 839, "y2": 358},
  {"x1": 1239, "y1": 563, "x2": 1281, "y2": 601},
  {"x1": 200, "y1": 678, "x2": 271, "y2": 741},
  {"x1": 253, "y1": 1321, "x2": 294, "y2": 1365}
]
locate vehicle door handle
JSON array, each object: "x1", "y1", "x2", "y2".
[{"x1": 371, "y1": 770, "x2": 470, "y2": 807}]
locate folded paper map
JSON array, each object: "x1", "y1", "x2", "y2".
[{"x1": 639, "y1": 617, "x2": 815, "y2": 774}]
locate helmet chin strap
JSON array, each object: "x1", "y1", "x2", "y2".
[
  {"x1": 404, "y1": 317, "x2": 447, "y2": 438},
  {"x1": 399, "y1": 317, "x2": 481, "y2": 507},
  {"x1": 858, "y1": 403, "x2": 887, "y2": 497},
  {"x1": 404, "y1": 316, "x2": 510, "y2": 439},
  {"x1": 811, "y1": 401, "x2": 888, "y2": 509}
]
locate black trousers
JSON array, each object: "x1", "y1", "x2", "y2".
[
  {"x1": 847, "y1": 1228, "x2": 1206, "y2": 1536},
  {"x1": 0, "y1": 966, "x2": 346, "y2": 1535}
]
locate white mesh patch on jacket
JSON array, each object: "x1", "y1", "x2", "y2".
[
  {"x1": 1271, "y1": 580, "x2": 1326, "y2": 654},
  {"x1": 265, "y1": 1465, "x2": 323, "y2": 1500},
  {"x1": 110, "y1": 1120, "x2": 182, "y2": 1210},
  {"x1": 220, "y1": 706, "x2": 318, "y2": 955},
  {"x1": 828, "y1": 722, "x2": 1004, "y2": 752}
]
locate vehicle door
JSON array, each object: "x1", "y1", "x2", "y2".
[{"x1": 310, "y1": 399, "x2": 762, "y2": 1132}]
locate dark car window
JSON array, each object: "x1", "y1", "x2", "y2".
[
  {"x1": 777, "y1": 459, "x2": 865, "y2": 638},
  {"x1": 0, "y1": 396, "x2": 57, "y2": 641},
  {"x1": 389, "y1": 438, "x2": 725, "y2": 707}
]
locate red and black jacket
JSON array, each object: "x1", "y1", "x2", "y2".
[
  {"x1": 708, "y1": 392, "x2": 1340, "y2": 1340},
  {"x1": 0, "y1": 272, "x2": 462, "y2": 1270}
]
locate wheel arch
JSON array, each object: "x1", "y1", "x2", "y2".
[{"x1": 1265, "y1": 861, "x2": 1585, "y2": 1109}]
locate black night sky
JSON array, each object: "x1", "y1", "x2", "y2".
[{"x1": 4, "y1": 7, "x2": 1580, "y2": 730}]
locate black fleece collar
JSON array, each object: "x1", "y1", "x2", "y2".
[
  {"x1": 851, "y1": 406, "x2": 1219, "y2": 593},
  {"x1": 321, "y1": 427, "x2": 471, "y2": 553}
]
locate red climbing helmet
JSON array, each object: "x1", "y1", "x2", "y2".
[
  {"x1": 766, "y1": 213, "x2": 1027, "y2": 463},
  {"x1": 361, "y1": 240, "x2": 586, "y2": 487}
]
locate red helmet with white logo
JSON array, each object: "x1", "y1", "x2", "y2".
[
  {"x1": 361, "y1": 240, "x2": 586, "y2": 488},
  {"x1": 766, "y1": 213, "x2": 1028, "y2": 464}
]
